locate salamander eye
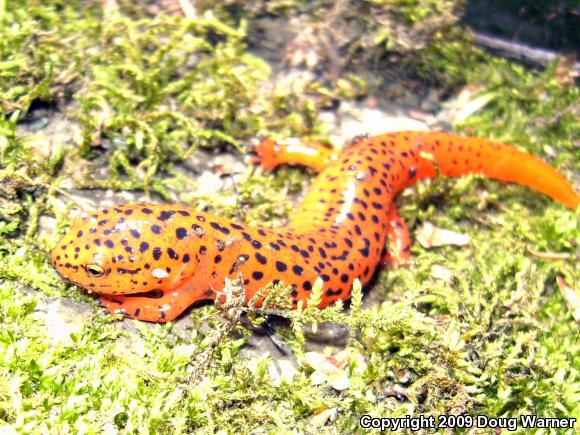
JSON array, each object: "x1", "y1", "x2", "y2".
[{"x1": 86, "y1": 264, "x2": 104, "y2": 277}]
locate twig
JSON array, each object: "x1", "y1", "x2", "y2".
[
  {"x1": 472, "y1": 32, "x2": 580, "y2": 75},
  {"x1": 187, "y1": 275, "x2": 246, "y2": 384},
  {"x1": 527, "y1": 246, "x2": 574, "y2": 261}
]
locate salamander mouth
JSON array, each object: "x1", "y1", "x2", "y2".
[
  {"x1": 124, "y1": 289, "x2": 164, "y2": 298},
  {"x1": 100, "y1": 289, "x2": 164, "y2": 298}
]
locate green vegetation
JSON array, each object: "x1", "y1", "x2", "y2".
[{"x1": 1, "y1": 0, "x2": 578, "y2": 433}]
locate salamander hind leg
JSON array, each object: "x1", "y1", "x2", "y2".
[
  {"x1": 99, "y1": 288, "x2": 199, "y2": 322},
  {"x1": 382, "y1": 206, "x2": 412, "y2": 268},
  {"x1": 251, "y1": 137, "x2": 337, "y2": 172}
]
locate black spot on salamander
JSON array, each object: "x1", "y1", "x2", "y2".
[
  {"x1": 177, "y1": 210, "x2": 190, "y2": 216},
  {"x1": 214, "y1": 255, "x2": 222, "y2": 264},
  {"x1": 252, "y1": 271, "x2": 264, "y2": 280},
  {"x1": 105, "y1": 240, "x2": 114, "y2": 248},
  {"x1": 255, "y1": 253, "x2": 267, "y2": 265},
  {"x1": 182, "y1": 253, "x2": 190, "y2": 263},
  {"x1": 303, "y1": 281, "x2": 312, "y2": 291},
  {"x1": 252, "y1": 240, "x2": 262, "y2": 249},
  {"x1": 242, "y1": 232, "x2": 252, "y2": 242},
  {"x1": 158, "y1": 210, "x2": 175, "y2": 221},
  {"x1": 153, "y1": 247, "x2": 162, "y2": 261},
  {"x1": 210, "y1": 222, "x2": 230, "y2": 235},
  {"x1": 199, "y1": 246, "x2": 207, "y2": 255},
  {"x1": 167, "y1": 248, "x2": 179, "y2": 260},
  {"x1": 321, "y1": 274, "x2": 330, "y2": 282},
  {"x1": 77, "y1": 230, "x2": 83, "y2": 237},
  {"x1": 151, "y1": 224, "x2": 162, "y2": 234},
  {"x1": 142, "y1": 208, "x2": 153, "y2": 214},
  {"x1": 117, "y1": 267, "x2": 141, "y2": 275},
  {"x1": 331, "y1": 250, "x2": 349, "y2": 261},
  {"x1": 191, "y1": 224, "x2": 204, "y2": 237},
  {"x1": 229, "y1": 255, "x2": 249, "y2": 274},
  {"x1": 124, "y1": 209, "x2": 133, "y2": 215},
  {"x1": 175, "y1": 227, "x2": 187, "y2": 240},
  {"x1": 408, "y1": 167, "x2": 417, "y2": 179},
  {"x1": 130, "y1": 229, "x2": 140, "y2": 239},
  {"x1": 276, "y1": 261, "x2": 287, "y2": 272},
  {"x1": 269, "y1": 242, "x2": 280, "y2": 251},
  {"x1": 292, "y1": 265, "x2": 304, "y2": 276},
  {"x1": 340, "y1": 274, "x2": 349, "y2": 283},
  {"x1": 230, "y1": 223, "x2": 244, "y2": 230},
  {"x1": 325, "y1": 289, "x2": 343, "y2": 297},
  {"x1": 98, "y1": 219, "x2": 108, "y2": 226}
]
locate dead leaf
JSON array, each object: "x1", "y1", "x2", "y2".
[
  {"x1": 556, "y1": 276, "x2": 580, "y2": 322},
  {"x1": 416, "y1": 222, "x2": 470, "y2": 248},
  {"x1": 306, "y1": 351, "x2": 349, "y2": 390},
  {"x1": 431, "y1": 264, "x2": 454, "y2": 282},
  {"x1": 310, "y1": 408, "x2": 338, "y2": 427}
]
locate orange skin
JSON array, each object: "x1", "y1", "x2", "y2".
[{"x1": 52, "y1": 132, "x2": 579, "y2": 322}]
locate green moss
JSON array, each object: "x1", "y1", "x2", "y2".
[{"x1": 0, "y1": 0, "x2": 579, "y2": 433}]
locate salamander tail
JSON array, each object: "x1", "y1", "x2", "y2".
[{"x1": 395, "y1": 132, "x2": 579, "y2": 209}]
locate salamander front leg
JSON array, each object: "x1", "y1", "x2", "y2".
[
  {"x1": 251, "y1": 138, "x2": 338, "y2": 172},
  {"x1": 99, "y1": 288, "x2": 204, "y2": 322},
  {"x1": 382, "y1": 206, "x2": 412, "y2": 268}
]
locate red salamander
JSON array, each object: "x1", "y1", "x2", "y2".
[{"x1": 52, "y1": 132, "x2": 579, "y2": 322}]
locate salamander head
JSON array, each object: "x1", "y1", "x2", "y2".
[{"x1": 51, "y1": 205, "x2": 201, "y2": 294}]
